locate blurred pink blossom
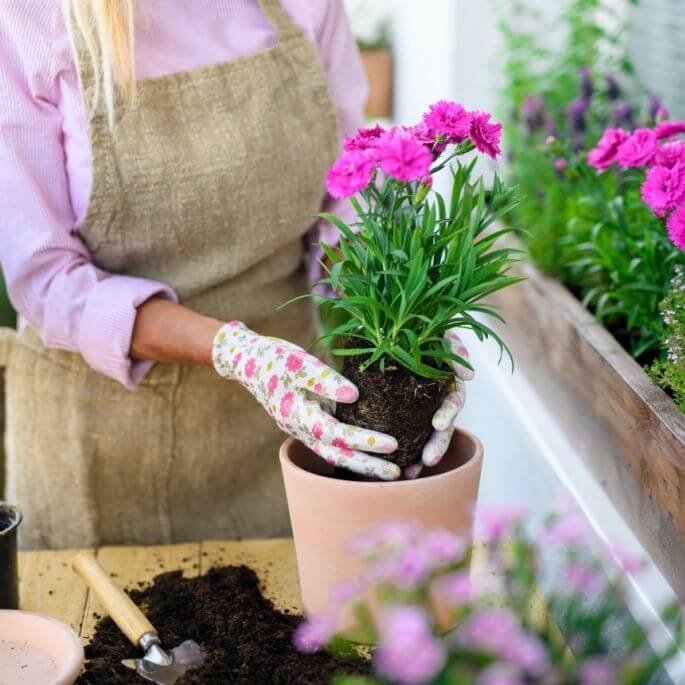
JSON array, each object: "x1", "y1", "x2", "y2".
[
  {"x1": 376, "y1": 607, "x2": 446, "y2": 685},
  {"x1": 667, "y1": 204, "x2": 685, "y2": 250},
  {"x1": 477, "y1": 664, "x2": 525, "y2": 685},
  {"x1": 616, "y1": 128, "x2": 659, "y2": 168},
  {"x1": 478, "y1": 504, "x2": 527, "y2": 542},
  {"x1": 655, "y1": 120, "x2": 685, "y2": 140},
  {"x1": 293, "y1": 614, "x2": 335, "y2": 654},
  {"x1": 470, "y1": 111, "x2": 503, "y2": 159},
  {"x1": 587, "y1": 128, "x2": 629, "y2": 171},
  {"x1": 579, "y1": 656, "x2": 617, "y2": 684}
]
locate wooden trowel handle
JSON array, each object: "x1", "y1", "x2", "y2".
[{"x1": 73, "y1": 551, "x2": 156, "y2": 647}]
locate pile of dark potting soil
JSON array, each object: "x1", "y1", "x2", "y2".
[{"x1": 77, "y1": 565, "x2": 369, "y2": 684}]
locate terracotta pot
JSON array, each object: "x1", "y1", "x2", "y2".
[{"x1": 279, "y1": 429, "x2": 483, "y2": 618}]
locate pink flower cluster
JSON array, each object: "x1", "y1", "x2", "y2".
[
  {"x1": 587, "y1": 120, "x2": 685, "y2": 250},
  {"x1": 326, "y1": 101, "x2": 502, "y2": 199}
]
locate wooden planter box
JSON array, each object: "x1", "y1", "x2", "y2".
[
  {"x1": 488, "y1": 255, "x2": 685, "y2": 598},
  {"x1": 360, "y1": 47, "x2": 393, "y2": 119}
]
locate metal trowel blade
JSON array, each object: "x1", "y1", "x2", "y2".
[{"x1": 122, "y1": 639, "x2": 205, "y2": 685}]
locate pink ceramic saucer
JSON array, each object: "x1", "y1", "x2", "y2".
[{"x1": 0, "y1": 610, "x2": 84, "y2": 685}]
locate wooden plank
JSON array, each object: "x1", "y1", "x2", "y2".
[
  {"x1": 79, "y1": 543, "x2": 200, "y2": 642},
  {"x1": 489, "y1": 248, "x2": 685, "y2": 598},
  {"x1": 18, "y1": 548, "x2": 89, "y2": 633},
  {"x1": 200, "y1": 538, "x2": 301, "y2": 614}
]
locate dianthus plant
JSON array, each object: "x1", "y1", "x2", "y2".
[
  {"x1": 296, "y1": 509, "x2": 683, "y2": 685},
  {"x1": 313, "y1": 102, "x2": 521, "y2": 380}
]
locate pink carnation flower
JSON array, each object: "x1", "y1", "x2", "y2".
[
  {"x1": 640, "y1": 163, "x2": 685, "y2": 217},
  {"x1": 293, "y1": 614, "x2": 335, "y2": 654},
  {"x1": 422, "y1": 100, "x2": 472, "y2": 143},
  {"x1": 587, "y1": 128, "x2": 629, "y2": 171},
  {"x1": 342, "y1": 124, "x2": 386, "y2": 153},
  {"x1": 654, "y1": 141, "x2": 685, "y2": 168},
  {"x1": 326, "y1": 150, "x2": 376, "y2": 199},
  {"x1": 376, "y1": 607, "x2": 446, "y2": 685},
  {"x1": 655, "y1": 120, "x2": 685, "y2": 140},
  {"x1": 615, "y1": 128, "x2": 659, "y2": 167},
  {"x1": 667, "y1": 204, "x2": 685, "y2": 250},
  {"x1": 377, "y1": 129, "x2": 433, "y2": 182},
  {"x1": 469, "y1": 110, "x2": 503, "y2": 159}
]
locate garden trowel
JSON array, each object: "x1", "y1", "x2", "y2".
[{"x1": 73, "y1": 551, "x2": 205, "y2": 684}]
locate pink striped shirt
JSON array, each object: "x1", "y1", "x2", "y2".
[{"x1": 0, "y1": 0, "x2": 365, "y2": 389}]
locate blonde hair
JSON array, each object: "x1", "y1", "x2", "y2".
[{"x1": 62, "y1": 0, "x2": 137, "y2": 127}]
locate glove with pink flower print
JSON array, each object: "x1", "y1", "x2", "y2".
[
  {"x1": 404, "y1": 330, "x2": 474, "y2": 479},
  {"x1": 212, "y1": 321, "x2": 401, "y2": 480}
]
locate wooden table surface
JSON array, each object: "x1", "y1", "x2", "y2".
[{"x1": 17, "y1": 538, "x2": 301, "y2": 643}]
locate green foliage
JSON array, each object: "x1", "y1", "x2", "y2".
[
  {"x1": 311, "y1": 160, "x2": 521, "y2": 380},
  {"x1": 650, "y1": 267, "x2": 685, "y2": 411},
  {"x1": 499, "y1": 0, "x2": 685, "y2": 394}
]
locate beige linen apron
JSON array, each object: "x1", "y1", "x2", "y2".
[{"x1": 0, "y1": 0, "x2": 339, "y2": 549}]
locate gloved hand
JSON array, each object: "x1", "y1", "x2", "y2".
[
  {"x1": 212, "y1": 321, "x2": 401, "y2": 480},
  {"x1": 404, "y1": 330, "x2": 474, "y2": 479}
]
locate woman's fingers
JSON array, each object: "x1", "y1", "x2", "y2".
[
  {"x1": 300, "y1": 400, "x2": 397, "y2": 455},
  {"x1": 293, "y1": 352, "x2": 360, "y2": 404},
  {"x1": 432, "y1": 382, "x2": 466, "y2": 431},
  {"x1": 310, "y1": 440, "x2": 401, "y2": 481},
  {"x1": 422, "y1": 426, "x2": 454, "y2": 467},
  {"x1": 445, "y1": 330, "x2": 474, "y2": 381}
]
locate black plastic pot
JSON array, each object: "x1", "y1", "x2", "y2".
[{"x1": 0, "y1": 502, "x2": 22, "y2": 609}]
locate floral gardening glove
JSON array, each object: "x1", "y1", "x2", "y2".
[
  {"x1": 213, "y1": 321, "x2": 400, "y2": 480},
  {"x1": 404, "y1": 330, "x2": 474, "y2": 479}
]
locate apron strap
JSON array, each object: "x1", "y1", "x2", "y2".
[
  {"x1": 258, "y1": 0, "x2": 304, "y2": 43},
  {"x1": 0, "y1": 328, "x2": 16, "y2": 367}
]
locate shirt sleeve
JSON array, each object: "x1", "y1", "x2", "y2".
[
  {"x1": 306, "y1": 0, "x2": 368, "y2": 284},
  {"x1": 0, "y1": 2, "x2": 177, "y2": 390}
]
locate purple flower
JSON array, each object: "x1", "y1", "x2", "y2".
[
  {"x1": 376, "y1": 607, "x2": 446, "y2": 685},
  {"x1": 478, "y1": 504, "x2": 527, "y2": 543},
  {"x1": 641, "y1": 163, "x2": 685, "y2": 217},
  {"x1": 667, "y1": 204, "x2": 685, "y2": 251},
  {"x1": 554, "y1": 159, "x2": 568, "y2": 171},
  {"x1": 610, "y1": 101, "x2": 634, "y2": 130},
  {"x1": 422, "y1": 100, "x2": 472, "y2": 143},
  {"x1": 437, "y1": 570, "x2": 476, "y2": 605},
  {"x1": 469, "y1": 111, "x2": 503, "y2": 159},
  {"x1": 456, "y1": 607, "x2": 521, "y2": 655},
  {"x1": 377, "y1": 129, "x2": 433, "y2": 182},
  {"x1": 562, "y1": 562, "x2": 607, "y2": 596},
  {"x1": 503, "y1": 634, "x2": 549, "y2": 676},
  {"x1": 609, "y1": 545, "x2": 646, "y2": 575},
  {"x1": 654, "y1": 141, "x2": 685, "y2": 169},
  {"x1": 579, "y1": 67, "x2": 594, "y2": 100},
  {"x1": 587, "y1": 128, "x2": 629, "y2": 171},
  {"x1": 616, "y1": 128, "x2": 659, "y2": 168},
  {"x1": 541, "y1": 512, "x2": 585, "y2": 545},
  {"x1": 390, "y1": 545, "x2": 434, "y2": 588},
  {"x1": 477, "y1": 664, "x2": 525, "y2": 685},
  {"x1": 326, "y1": 150, "x2": 376, "y2": 199},
  {"x1": 342, "y1": 124, "x2": 386, "y2": 153},
  {"x1": 567, "y1": 98, "x2": 588, "y2": 133},
  {"x1": 578, "y1": 656, "x2": 617, "y2": 684},
  {"x1": 420, "y1": 529, "x2": 466, "y2": 565},
  {"x1": 605, "y1": 75, "x2": 621, "y2": 101},
  {"x1": 649, "y1": 93, "x2": 665, "y2": 122},
  {"x1": 655, "y1": 120, "x2": 685, "y2": 140},
  {"x1": 293, "y1": 615, "x2": 335, "y2": 654},
  {"x1": 521, "y1": 94, "x2": 545, "y2": 132}
]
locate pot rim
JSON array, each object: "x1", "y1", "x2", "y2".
[
  {"x1": 0, "y1": 503, "x2": 22, "y2": 537},
  {"x1": 279, "y1": 427, "x2": 483, "y2": 490}
]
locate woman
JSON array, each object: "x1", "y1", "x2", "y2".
[{"x1": 0, "y1": 0, "x2": 471, "y2": 549}]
